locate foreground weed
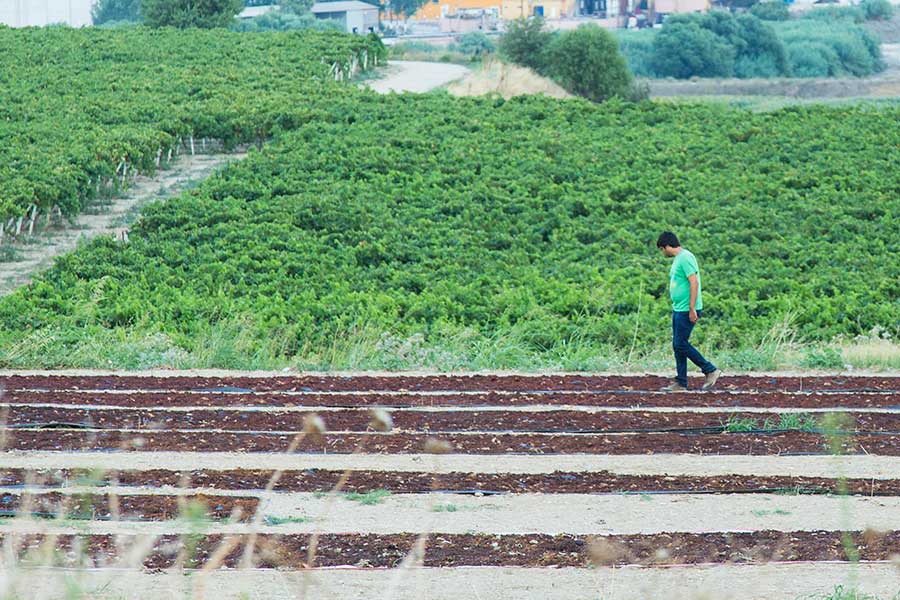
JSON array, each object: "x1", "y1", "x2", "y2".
[
  {"x1": 344, "y1": 489, "x2": 392, "y2": 505},
  {"x1": 262, "y1": 515, "x2": 314, "y2": 525},
  {"x1": 721, "y1": 415, "x2": 759, "y2": 433},
  {"x1": 751, "y1": 509, "x2": 792, "y2": 517},
  {"x1": 804, "y1": 585, "x2": 900, "y2": 600}
]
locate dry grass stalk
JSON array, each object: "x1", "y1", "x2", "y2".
[
  {"x1": 193, "y1": 534, "x2": 244, "y2": 598},
  {"x1": 240, "y1": 413, "x2": 324, "y2": 568}
]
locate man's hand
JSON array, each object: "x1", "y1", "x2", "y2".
[{"x1": 689, "y1": 309, "x2": 699, "y2": 323}]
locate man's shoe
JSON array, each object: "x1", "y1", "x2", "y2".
[
  {"x1": 660, "y1": 382, "x2": 688, "y2": 392},
  {"x1": 702, "y1": 369, "x2": 722, "y2": 390}
]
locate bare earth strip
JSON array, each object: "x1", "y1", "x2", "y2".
[
  {"x1": 3, "y1": 492, "x2": 900, "y2": 536},
  {"x1": 5, "y1": 564, "x2": 900, "y2": 600},
  {"x1": 5, "y1": 451, "x2": 900, "y2": 479},
  {"x1": 0, "y1": 151, "x2": 246, "y2": 297},
  {"x1": 365, "y1": 61, "x2": 470, "y2": 94}
]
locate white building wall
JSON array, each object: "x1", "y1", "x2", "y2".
[{"x1": 0, "y1": 0, "x2": 94, "y2": 27}]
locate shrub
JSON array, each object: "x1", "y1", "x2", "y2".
[
  {"x1": 778, "y1": 20, "x2": 883, "y2": 76},
  {"x1": 801, "y1": 5, "x2": 865, "y2": 23},
  {"x1": 860, "y1": 0, "x2": 893, "y2": 20},
  {"x1": 617, "y1": 30, "x2": 656, "y2": 77},
  {"x1": 786, "y1": 40, "x2": 841, "y2": 76},
  {"x1": 543, "y1": 24, "x2": 632, "y2": 101},
  {"x1": 650, "y1": 12, "x2": 787, "y2": 78},
  {"x1": 734, "y1": 13, "x2": 789, "y2": 76},
  {"x1": 231, "y1": 10, "x2": 342, "y2": 31},
  {"x1": 92, "y1": 0, "x2": 141, "y2": 24},
  {"x1": 457, "y1": 32, "x2": 496, "y2": 56},
  {"x1": 750, "y1": 1, "x2": 790, "y2": 21},
  {"x1": 651, "y1": 20, "x2": 735, "y2": 78},
  {"x1": 499, "y1": 17, "x2": 553, "y2": 72},
  {"x1": 140, "y1": 0, "x2": 244, "y2": 28}
]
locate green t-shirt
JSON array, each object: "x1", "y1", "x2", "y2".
[{"x1": 669, "y1": 248, "x2": 702, "y2": 312}]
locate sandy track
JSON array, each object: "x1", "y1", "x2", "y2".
[
  {"x1": 5, "y1": 451, "x2": 900, "y2": 479},
  {"x1": 0, "y1": 152, "x2": 245, "y2": 297},
  {"x1": 5, "y1": 564, "x2": 900, "y2": 600},
  {"x1": 366, "y1": 61, "x2": 470, "y2": 94},
  {"x1": 3, "y1": 492, "x2": 899, "y2": 536}
]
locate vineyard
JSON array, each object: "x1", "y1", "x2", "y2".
[
  {"x1": 1, "y1": 63, "x2": 899, "y2": 367},
  {"x1": 2, "y1": 24, "x2": 900, "y2": 600},
  {"x1": 0, "y1": 27, "x2": 383, "y2": 225}
]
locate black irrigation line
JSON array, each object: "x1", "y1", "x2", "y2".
[
  {"x1": 13, "y1": 387, "x2": 900, "y2": 396},
  {"x1": 0, "y1": 422, "x2": 885, "y2": 436}
]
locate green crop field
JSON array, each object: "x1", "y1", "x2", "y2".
[{"x1": 1, "y1": 27, "x2": 898, "y2": 371}]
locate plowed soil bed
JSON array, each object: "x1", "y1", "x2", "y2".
[
  {"x1": 4, "y1": 406, "x2": 896, "y2": 433},
  {"x1": 0, "y1": 493, "x2": 257, "y2": 521},
  {"x1": 4, "y1": 531, "x2": 899, "y2": 568},
  {"x1": 3, "y1": 468, "x2": 899, "y2": 496},
  {"x1": 0, "y1": 430, "x2": 880, "y2": 454},
  {"x1": 8, "y1": 389, "x2": 900, "y2": 409},
  {"x1": 4, "y1": 374, "x2": 897, "y2": 393}
]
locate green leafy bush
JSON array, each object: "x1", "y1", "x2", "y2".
[
  {"x1": 786, "y1": 40, "x2": 841, "y2": 76},
  {"x1": 860, "y1": 0, "x2": 894, "y2": 20},
  {"x1": 542, "y1": 24, "x2": 632, "y2": 101},
  {"x1": 651, "y1": 20, "x2": 735, "y2": 77},
  {"x1": 141, "y1": 0, "x2": 244, "y2": 28},
  {"x1": 801, "y1": 5, "x2": 865, "y2": 23},
  {"x1": 231, "y1": 10, "x2": 342, "y2": 31},
  {"x1": 498, "y1": 17, "x2": 553, "y2": 72},
  {"x1": 457, "y1": 32, "x2": 496, "y2": 56},
  {"x1": 778, "y1": 20, "x2": 883, "y2": 76},
  {"x1": 650, "y1": 13, "x2": 787, "y2": 78},
  {"x1": 92, "y1": 0, "x2": 141, "y2": 24},
  {"x1": 617, "y1": 30, "x2": 656, "y2": 77},
  {"x1": 749, "y1": 1, "x2": 790, "y2": 21}
]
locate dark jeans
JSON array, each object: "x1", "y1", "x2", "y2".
[{"x1": 672, "y1": 311, "x2": 716, "y2": 388}]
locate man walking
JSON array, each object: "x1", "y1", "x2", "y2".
[{"x1": 657, "y1": 231, "x2": 722, "y2": 391}]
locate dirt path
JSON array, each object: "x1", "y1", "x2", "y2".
[
  {"x1": 365, "y1": 61, "x2": 470, "y2": 94},
  {"x1": 0, "y1": 151, "x2": 246, "y2": 297},
  {"x1": 5, "y1": 492, "x2": 895, "y2": 536},
  {"x1": 7, "y1": 564, "x2": 899, "y2": 600},
  {"x1": 6, "y1": 451, "x2": 900, "y2": 479}
]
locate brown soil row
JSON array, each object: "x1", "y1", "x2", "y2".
[
  {"x1": 4, "y1": 531, "x2": 898, "y2": 568},
  {"x1": 0, "y1": 430, "x2": 882, "y2": 455},
  {"x1": 1, "y1": 406, "x2": 894, "y2": 433},
  {"x1": 3, "y1": 468, "x2": 899, "y2": 496},
  {"x1": 0, "y1": 492, "x2": 257, "y2": 521},
  {"x1": 4, "y1": 374, "x2": 897, "y2": 393},
  {"x1": 8, "y1": 389, "x2": 900, "y2": 409}
]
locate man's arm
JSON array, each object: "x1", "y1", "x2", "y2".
[{"x1": 688, "y1": 273, "x2": 699, "y2": 323}]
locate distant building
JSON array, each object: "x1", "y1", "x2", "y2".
[
  {"x1": 0, "y1": 0, "x2": 93, "y2": 27},
  {"x1": 311, "y1": 1, "x2": 380, "y2": 33},
  {"x1": 501, "y1": 0, "x2": 577, "y2": 18},
  {"x1": 415, "y1": 0, "x2": 500, "y2": 20}
]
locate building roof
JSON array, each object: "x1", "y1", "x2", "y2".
[{"x1": 311, "y1": 1, "x2": 379, "y2": 13}]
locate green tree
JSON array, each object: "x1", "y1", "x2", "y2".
[
  {"x1": 542, "y1": 24, "x2": 632, "y2": 101},
  {"x1": 499, "y1": 17, "x2": 553, "y2": 72},
  {"x1": 651, "y1": 20, "x2": 735, "y2": 78},
  {"x1": 387, "y1": 0, "x2": 427, "y2": 20},
  {"x1": 141, "y1": 0, "x2": 244, "y2": 28},
  {"x1": 91, "y1": 0, "x2": 141, "y2": 24}
]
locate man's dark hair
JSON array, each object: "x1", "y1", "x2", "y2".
[{"x1": 657, "y1": 231, "x2": 680, "y2": 248}]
